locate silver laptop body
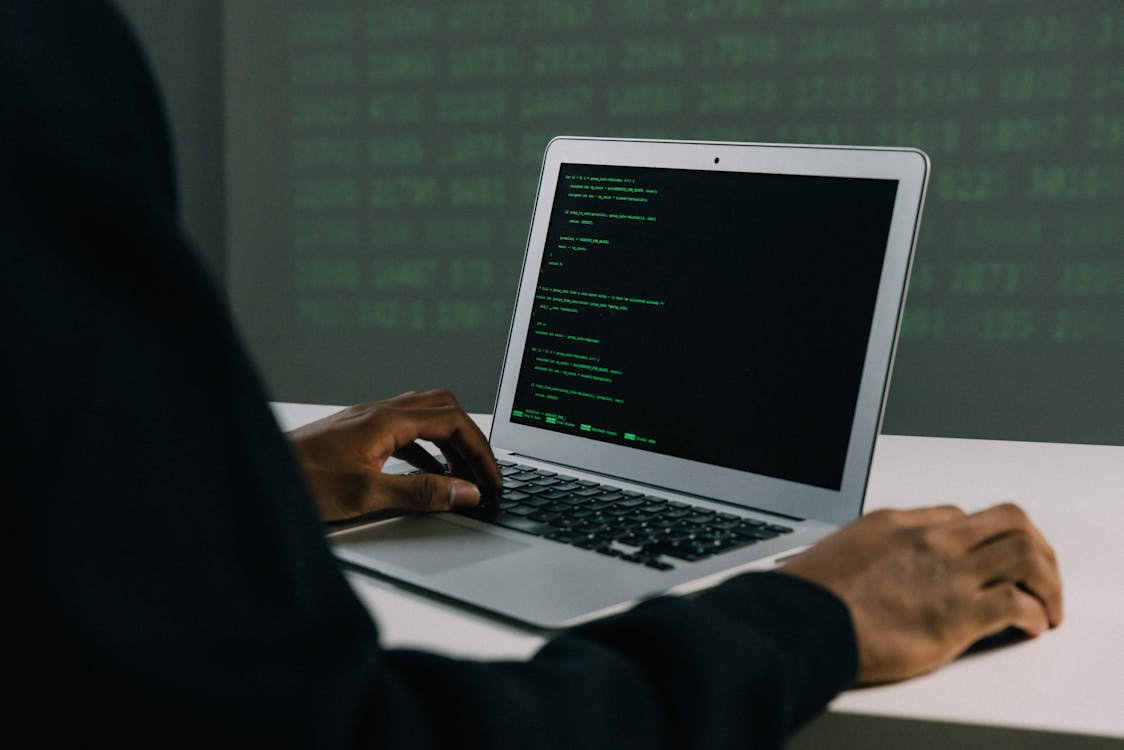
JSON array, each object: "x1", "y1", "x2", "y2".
[{"x1": 330, "y1": 137, "x2": 929, "y2": 629}]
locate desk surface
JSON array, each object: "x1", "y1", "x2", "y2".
[{"x1": 273, "y1": 402, "x2": 1124, "y2": 742}]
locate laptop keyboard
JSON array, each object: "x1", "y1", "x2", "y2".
[{"x1": 451, "y1": 460, "x2": 793, "y2": 572}]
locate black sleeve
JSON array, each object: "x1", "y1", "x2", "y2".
[{"x1": 2, "y1": 2, "x2": 856, "y2": 747}]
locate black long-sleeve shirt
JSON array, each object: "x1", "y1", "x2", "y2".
[{"x1": 2, "y1": 2, "x2": 857, "y2": 746}]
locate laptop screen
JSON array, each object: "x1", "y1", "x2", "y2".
[{"x1": 507, "y1": 163, "x2": 898, "y2": 491}]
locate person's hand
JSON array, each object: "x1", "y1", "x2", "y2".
[
  {"x1": 779, "y1": 503, "x2": 1062, "y2": 685},
  {"x1": 286, "y1": 390, "x2": 502, "y2": 522}
]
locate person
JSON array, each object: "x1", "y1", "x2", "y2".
[{"x1": 3, "y1": 2, "x2": 1061, "y2": 747}]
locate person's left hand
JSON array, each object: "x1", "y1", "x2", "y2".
[{"x1": 286, "y1": 390, "x2": 502, "y2": 522}]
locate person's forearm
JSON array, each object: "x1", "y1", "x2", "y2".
[{"x1": 362, "y1": 572, "x2": 856, "y2": 749}]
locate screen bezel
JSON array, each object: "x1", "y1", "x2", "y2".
[{"x1": 490, "y1": 137, "x2": 929, "y2": 527}]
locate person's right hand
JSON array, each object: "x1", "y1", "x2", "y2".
[{"x1": 779, "y1": 503, "x2": 1062, "y2": 685}]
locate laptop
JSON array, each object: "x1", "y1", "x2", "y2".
[{"x1": 329, "y1": 137, "x2": 929, "y2": 629}]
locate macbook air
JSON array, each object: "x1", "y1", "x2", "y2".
[{"x1": 329, "y1": 136, "x2": 930, "y2": 629}]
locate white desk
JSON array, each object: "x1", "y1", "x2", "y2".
[{"x1": 274, "y1": 403, "x2": 1124, "y2": 747}]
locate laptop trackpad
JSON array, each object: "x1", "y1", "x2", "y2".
[{"x1": 333, "y1": 515, "x2": 530, "y2": 576}]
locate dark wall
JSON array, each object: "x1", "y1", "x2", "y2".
[
  {"x1": 225, "y1": 0, "x2": 1123, "y2": 446},
  {"x1": 111, "y1": 1, "x2": 1122, "y2": 446},
  {"x1": 114, "y1": 0, "x2": 225, "y2": 282}
]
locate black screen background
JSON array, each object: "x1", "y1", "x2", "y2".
[{"x1": 509, "y1": 163, "x2": 899, "y2": 489}]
